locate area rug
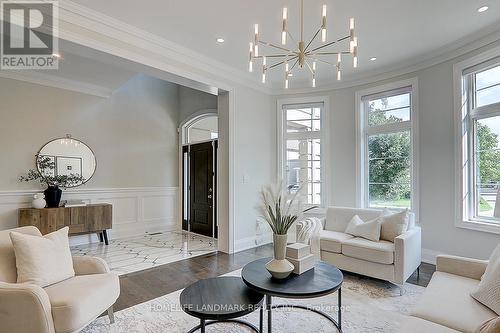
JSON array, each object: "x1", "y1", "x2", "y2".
[{"x1": 83, "y1": 270, "x2": 424, "y2": 333}]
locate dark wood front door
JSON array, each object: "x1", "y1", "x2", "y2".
[{"x1": 189, "y1": 141, "x2": 216, "y2": 237}]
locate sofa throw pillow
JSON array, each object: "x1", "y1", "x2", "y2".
[
  {"x1": 10, "y1": 226, "x2": 74, "y2": 287},
  {"x1": 474, "y1": 317, "x2": 500, "y2": 333},
  {"x1": 482, "y1": 243, "x2": 500, "y2": 280},
  {"x1": 380, "y1": 209, "x2": 409, "y2": 242},
  {"x1": 345, "y1": 215, "x2": 382, "y2": 242},
  {"x1": 471, "y1": 244, "x2": 500, "y2": 315}
]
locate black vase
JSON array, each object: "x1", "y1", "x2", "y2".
[{"x1": 44, "y1": 186, "x2": 62, "y2": 208}]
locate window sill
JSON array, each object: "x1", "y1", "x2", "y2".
[{"x1": 456, "y1": 219, "x2": 500, "y2": 235}]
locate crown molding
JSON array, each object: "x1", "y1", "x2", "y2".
[
  {"x1": 56, "y1": 0, "x2": 270, "y2": 95},
  {"x1": 0, "y1": 70, "x2": 112, "y2": 97},
  {"x1": 15, "y1": 1, "x2": 500, "y2": 96}
]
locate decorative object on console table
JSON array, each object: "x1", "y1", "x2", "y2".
[
  {"x1": 286, "y1": 243, "x2": 316, "y2": 275},
  {"x1": 31, "y1": 193, "x2": 46, "y2": 209},
  {"x1": 44, "y1": 185, "x2": 62, "y2": 207},
  {"x1": 257, "y1": 181, "x2": 303, "y2": 280},
  {"x1": 63, "y1": 200, "x2": 87, "y2": 208},
  {"x1": 18, "y1": 203, "x2": 112, "y2": 245}
]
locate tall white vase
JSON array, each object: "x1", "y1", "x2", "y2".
[{"x1": 265, "y1": 234, "x2": 294, "y2": 279}]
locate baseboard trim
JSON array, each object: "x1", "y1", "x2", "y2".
[{"x1": 235, "y1": 233, "x2": 273, "y2": 253}]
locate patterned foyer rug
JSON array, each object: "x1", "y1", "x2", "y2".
[{"x1": 83, "y1": 270, "x2": 424, "y2": 333}]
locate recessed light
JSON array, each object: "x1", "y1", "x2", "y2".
[
  {"x1": 477, "y1": 6, "x2": 489, "y2": 12},
  {"x1": 216, "y1": 38, "x2": 225, "y2": 43},
  {"x1": 370, "y1": 57, "x2": 377, "y2": 61}
]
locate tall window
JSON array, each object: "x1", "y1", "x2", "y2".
[
  {"x1": 461, "y1": 61, "x2": 500, "y2": 223},
  {"x1": 280, "y1": 102, "x2": 324, "y2": 206},
  {"x1": 359, "y1": 83, "x2": 416, "y2": 210}
]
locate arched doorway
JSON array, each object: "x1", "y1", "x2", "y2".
[{"x1": 179, "y1": 111, "x2": 219, "y2": 244}]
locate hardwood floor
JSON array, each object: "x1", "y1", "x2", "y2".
[{"x1": 115, "y1": 243, "x2": 435, "y2": 312}]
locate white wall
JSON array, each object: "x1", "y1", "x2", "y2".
[
  {"x1": 275, "y1": 40, "x2": 500, "y2": 261},
  {"x1": 232, "y1": 85, "x2": 276, "y2": 251},
  {"x1": 0, "y1": 74, "x2": 180, "y2": 189},
  {"x1": 178, "y1": 85, "x2": 217, "y2": 124},
  {"x1": 0, "y1": 74, "x2": 181, "y2": 242}
]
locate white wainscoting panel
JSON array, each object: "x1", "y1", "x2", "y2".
[{"x1": 0, "y1": 187, "x2": 179, "y2": 246}]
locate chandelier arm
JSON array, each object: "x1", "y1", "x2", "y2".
[
  {"x1": 268, "y1": 55, "x2": 298, "y2": 70},
  {"x1": 287, "y1": 31, "x2": 298, "y2": 45},
  {"x1": 258, "y1": 40, "x2": 293, "y2": 53},
  {"x1": 315, "y1": 58, "x2": 338, "y2": 67},
  {"x1": 304, "y1": 27, "x2": 322, "y2": 53},
  {"x1": 304, "y1": 59, "x2": 315, "y2": 75},
  {"x1": 311, "y1": 51, "x2": 352, "y2": 56},
  {"x1": 309, "y1": 35, "x2": 350, "y2": 53},
  {"x1": 254, "y1": 54, "x2": 290, "y2": 58},
  {"x1": 289, "y1": 58, "x2": 299, "y2": 72}
]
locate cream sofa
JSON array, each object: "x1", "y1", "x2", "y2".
[
  {"x1": 399, "y1": 254, "x2": 497, "y2": 333},
  {"x1": 301, "y1": 206, "x2": 421, "y2": 293},
  {"x1": 0, "y1": 226, "x2": 120, "y2": 333}
]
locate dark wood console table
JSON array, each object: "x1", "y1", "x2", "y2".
[{"x1": 18, "y1": 204, "x2": 112, "y2": 245}]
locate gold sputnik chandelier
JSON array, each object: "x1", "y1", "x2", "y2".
[{"x1": 248, "y1": 0, "x2": 358, "y2": 88}]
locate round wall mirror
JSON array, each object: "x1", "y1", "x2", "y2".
[{"x1": 36, "y1": 135, "x2": 97, "y2": 188}]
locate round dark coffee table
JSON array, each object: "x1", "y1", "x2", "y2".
[
  {"x1": 241, "y1": 258, "x2": 343, "y2": 333},
  {"x1": 180, "y1": 276, "x2": 264, "y2": 333}
]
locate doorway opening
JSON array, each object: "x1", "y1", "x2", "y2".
[{"x1": 181, "y1": 113, "x2": 218, "y2": 240}]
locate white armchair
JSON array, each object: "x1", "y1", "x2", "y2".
[
  {"x1": 297, "y1": 207, "x2": 422, "y2": 294},
  {"x1": 0, "y1": 226, "x2": 120, "y2": 333}
]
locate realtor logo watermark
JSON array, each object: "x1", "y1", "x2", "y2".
[{"x1": 1, "y1": 0, "x2": 59, "y2": 69}]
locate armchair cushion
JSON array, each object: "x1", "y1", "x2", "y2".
[
  {"x1": 412, "y1": 272, "x2": 496, "y2": 333},
  {"x1": 10, "y1": 227, "x2": 74, "y2": 287},
  {"x1": 44, "y1": 273, "x2": 120, "y2": 333}
]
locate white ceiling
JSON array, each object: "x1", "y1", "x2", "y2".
[{"x1": 69, "y1": 0, "x2": 500, "y2": 89}]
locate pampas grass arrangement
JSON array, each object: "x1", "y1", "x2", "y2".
[{"x1": 258, "y1": 181, "x2": 303, "y2": 235}]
